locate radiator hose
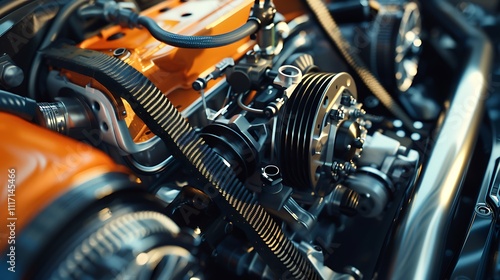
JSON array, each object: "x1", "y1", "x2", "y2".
[{"x1": 303, "y1": 0, "x2": 416, "y2": 131}]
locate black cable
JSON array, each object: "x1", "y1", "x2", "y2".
[
  {"x1": 102, "y1": 0, "x2": 274, "y2": 49},
  {"x1": 42, "y1": 43, "x2": 321, "y2": 279},
  {"x1": 78, "y1": 5, "x2": 104, "y2": 19},
  {"x1": 29, "y1": 0, "x2": 89, "y2": 98},
  {"x1": 0, "y1": 90, "x2": 38, "y2": 121},
  {"x1": 237, "y1": 93, "x2": 265, "y2": 114},
  {"x1": 137, "y1": 17, "x2": 259, "y2": 49},
  {"x1": 303, "y1": 0, "x2": 416, "y2": 132}
]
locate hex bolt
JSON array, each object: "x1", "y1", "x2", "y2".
[
  {"x1": 329, "y1": 107, "x2": 345, "y2": 121},
  {"x1": 353, "y1": 137, "x2": 364, "y2": 148}
]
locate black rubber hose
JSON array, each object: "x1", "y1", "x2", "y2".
[
  {"x1": 303, "y1": 0, "x2": 416, "y2": 132},
  {"x1": 0, "y1": 90, "x2": 38, "y2": 121},
  {"x1": 42, "y1": 44, "x2": 321, "y2": 280},
  {"x1": 137, "y1": 17, "x2": 259, "y2": 48},
  {"x1": 78, "y1": 6, "x2": 104, "y2": 19},
  {"x1": 29, "y1": 0, "x2": 89, "y2": 98}
]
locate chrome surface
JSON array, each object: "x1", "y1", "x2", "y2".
[
  {"x1": 37, "y1": 97, "x2": 94, "y2": 137},
  {"x1": 297, "y1": 241, "x2": 356, "y2": 280},
  {"x1": 47, "y1": 71, "x2": 163, "y2": 155},
  {"x1": 394, "y1": 2, "x2": 422, "y2": 92},
  {"x1": 37, "y1": 102, "x2": 67, "y2": 133},
  {"x1": 273, "y1": 65, "x2": 302, "y2": 88},
  {"x1": 310, "y1": 73, "x2": 357, "y2": 188},
  {"x1": 386, "y1": 0, "x2": 493, "y2": 279}
]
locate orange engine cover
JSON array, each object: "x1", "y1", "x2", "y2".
[
  {"x1": 79, "y1": 0, "x2": 255, "y2": 110},
  {"x1": 73, "y1": 0, "x2": 256, "y2": 143}
]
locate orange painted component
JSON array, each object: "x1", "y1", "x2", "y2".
[
  {"x1": 0, "y1": 113, "x2": 129, "y2": 250},
  {"x1": 79, "y1": 0, "x2": 255, "y2": 110},
  {"x1": 74, "y1": 0, "x2": 256, "y2": 143}
]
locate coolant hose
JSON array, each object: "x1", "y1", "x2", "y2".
[
  {"x1": 0, "y1": 90, "x2": 38, "y2": 121},
  {"x1": 303, "y1": 0, "x2": 416, "y2": 131},
  {"x1": 42, "y1": 43, "x2": 321, "y2": 280},
  {"x1": 137, "y1": 17, "x2": 260, "y2": 48}
]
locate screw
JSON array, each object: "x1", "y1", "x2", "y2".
[{"x1": 329, "y1": 107, "x2": 345, "y2": 121}]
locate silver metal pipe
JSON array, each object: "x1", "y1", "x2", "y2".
[{"x1": 386, "y1": 0, "x2": 493, "y2": 279}]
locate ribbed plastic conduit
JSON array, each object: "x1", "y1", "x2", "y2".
[{"x1": 42, "y1": 44, "x2": 321, "y2": 280}]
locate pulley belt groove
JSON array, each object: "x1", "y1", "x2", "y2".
[{"x1": 42, "y1": 44, "x2": 321, "y2": 280}]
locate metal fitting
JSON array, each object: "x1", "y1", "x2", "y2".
[
  {"x1": 273, "y1": 65, "x2": 302, "y2": 88},
  {"x1": 329, "y1": 107, "x2": 346, "y2": 121},
  {"x1": 0, "y1": 55, "x2": 24, "y2": 88}
]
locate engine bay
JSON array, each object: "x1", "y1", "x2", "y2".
[{"x1": 0, "y1": 0, "x2": 499, "y2": 279}]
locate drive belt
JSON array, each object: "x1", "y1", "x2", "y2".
[{"x1": 42, "y1": 43, "x2": 321, "y2": 280}]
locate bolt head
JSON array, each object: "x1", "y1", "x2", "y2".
[
  {"x1": 1, "y1": 64, "x2": 24, "y2": 88},
  {"x1": 330, "y1": 107, "x2": 345, "y2": 121},
  {"x1": 353, "y1": 137, "x2": 364, "y2": 148}
]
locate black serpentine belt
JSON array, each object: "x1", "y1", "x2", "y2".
[{"x1": 42, "y1": 43, "x2": 321, "y2": 280}]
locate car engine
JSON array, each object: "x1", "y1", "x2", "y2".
[{"x1": 0, "y1": 0, "x2": 498, "y2": 279}]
